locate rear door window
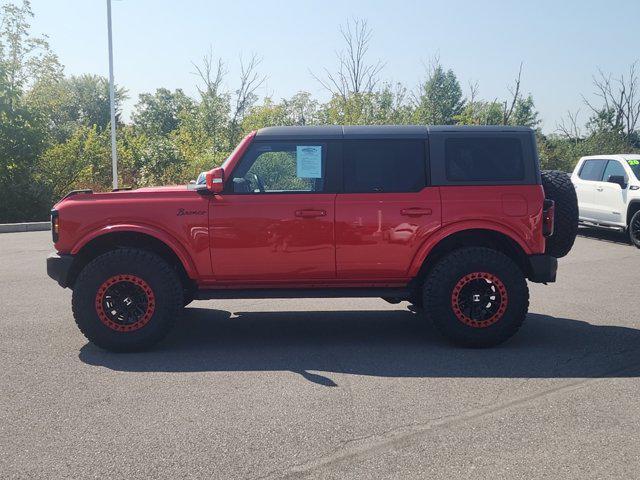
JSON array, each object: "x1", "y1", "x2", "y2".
[
  {"x1": 578, "y1": 160, "x2": 607, "y2": 181},
  {"x1": 343, "y1": 140, "x2": 426, "y2": 193},
  {"x1": 445, "y1": 137, "x2": 524, "y2": 181}
]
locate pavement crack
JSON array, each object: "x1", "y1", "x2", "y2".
[{"x1": 271, "y1": 360, "x2": 640, "y2": 479}]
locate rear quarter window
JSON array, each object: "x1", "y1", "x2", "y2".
[
  {"x1": 428, "y1": 131, "x2": 538, "y2": 186},
  {"x1": 445, "y1": 137, "x2": 524, "y2": 181}
]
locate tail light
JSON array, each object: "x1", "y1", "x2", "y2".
[
  {"x1": 542, "y1": 199, "x2": 555, "y2": 237},
  {"x1": 51, "y1": 210, "x2": 59, "y2": 242}
]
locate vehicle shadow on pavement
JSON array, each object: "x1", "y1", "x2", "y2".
[
  {"x1": 578, "y1": 226, "x2": 632, "y2": 246},
  {"x1": 78, "y1": 308, "x2": 640, "y2": 385}
]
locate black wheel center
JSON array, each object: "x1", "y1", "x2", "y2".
[
  {"x1": 456, "y1": 279, "x2": 502, "y2": 321},
  {"x1": 102, "y1": 281, "x2": 149, "y2": 326},
  {"x1": 632, "y1": 215, "x2": 640, "y2": 239}
]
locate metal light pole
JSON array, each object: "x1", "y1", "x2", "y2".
[{"x1": 107, "y1": 0, "x2": 118, "y2": 189}]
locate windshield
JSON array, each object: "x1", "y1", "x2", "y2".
[{"x1": 628, "y1": 159, "x2": 640, "y2": 180}]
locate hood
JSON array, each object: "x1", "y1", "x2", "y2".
[{"x1": 52, "y1": 184, "x2": 195, "y2": 210}]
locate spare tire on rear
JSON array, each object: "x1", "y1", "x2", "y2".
[{"x1": 541, "y1": 170, "x2": 578, "y2": 258}]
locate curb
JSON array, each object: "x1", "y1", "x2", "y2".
[{"x1": 0, "y1": 222, "x2": 51, "y2": 233}]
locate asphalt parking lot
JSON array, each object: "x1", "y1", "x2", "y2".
[{"x1": 1, "y1": 229, "x2": 640, "y2": 479}]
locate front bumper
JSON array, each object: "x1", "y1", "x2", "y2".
[
  {"x1": 527, "y1": 254, "x2": 557, "y2": 283},
  {"x1": 47, "y1": 253, "x2": 74, "y2": 288}
]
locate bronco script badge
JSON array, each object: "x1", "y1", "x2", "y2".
[{"x1": 177, "y1": 208, "x2": 206, "y2": 216}]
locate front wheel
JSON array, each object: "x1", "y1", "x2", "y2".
[
  {"x1": 72, "y1": 248, "x2": 183, "y2": 352},
  {"x1": 422, "y1": 247, "x2": 529, "y2": 347},
  {"x1": 629, "y1": 210, "x2": 640, "y2": 249}
]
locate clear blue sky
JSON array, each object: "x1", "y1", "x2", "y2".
[{"x1": 27, "y1": 0, "x2": 640, "y2": 132}]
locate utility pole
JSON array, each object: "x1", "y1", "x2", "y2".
[{"x1": 107, "y1": 0, "x2": 118, "y2": 189}]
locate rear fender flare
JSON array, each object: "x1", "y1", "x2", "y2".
[{"x1": 407, "y1": 221, "x2": 532, "y2": 277}]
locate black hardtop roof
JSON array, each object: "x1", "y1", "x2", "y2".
[{"x1": 255, "y1": 125, "x2": 533, "y2": 140}]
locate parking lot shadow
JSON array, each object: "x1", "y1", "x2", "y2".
[
  {"x1": 578, "y1": 226, "x2": 632, "y2": 245},
  {"x1": 78, "y1": 307, "x2": 640, "y2": 384}
]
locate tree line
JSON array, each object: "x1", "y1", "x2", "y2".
[{"x1": 1, "y1": 1, "x2": 639, "y2": 222}]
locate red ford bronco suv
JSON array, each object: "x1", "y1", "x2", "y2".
[{"x1": 47, "y1": 126, "x2": 578, "y2": 351}]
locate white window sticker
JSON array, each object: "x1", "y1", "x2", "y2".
[{"x1": 296, "y1": 145, "x2": 322, "y2": 178}]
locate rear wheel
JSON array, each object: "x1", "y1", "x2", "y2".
[
  {"x1": 183, "y1": 288, "x2": 196, "y2": 307},
  {"x1": 422, "y1": 247, "x2": 529, "y2": 347},
  {"x1": 629, "y1": 210, "x2": 640, "y2": 248},
  {"x1": 72, "y1": 248, "x2": 183, "y2": 352}
]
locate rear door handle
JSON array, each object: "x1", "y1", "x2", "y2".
[
  {"x1": 596, "y1": 187, "x2": 604, "y2": 192},
  {"x1": 295, "y1": 209, "x2": 326, "y2": 218},
  {"x1": 400, "y1": 208, "x2": 432, "y2": 217}
]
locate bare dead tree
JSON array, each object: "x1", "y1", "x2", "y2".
[
  {"x1": 468, "y1": 80, "x2": 479, "y2": 105},
  {"x1": 502, "y1": 63, "x2": 523, "y2": 125},
  {"x1": 191, "y1": 48, "x2": 229, "y2": 151},
  {"x1": 556, "y1": 109, "x2": 582, "y2": 144},
  {"x1": 192, "y1": 48, "x2": 227, "y2": 98},
  {"x1": 312, "y1": 18, "x2": 384, "y2": 99},
  {"x1": 583, "y1": 62, "x2": 640, "y2": 136},
  {"x1": 229, "y1": 53, "x2": 266, "y2": 144}
]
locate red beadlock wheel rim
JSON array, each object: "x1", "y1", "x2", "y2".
[
  {"x1": 95, "y1": 275, "x2": 155, "y2": 332},
  {"x1": 451, "y1": 272, "x2": 508, "y2": 328}
]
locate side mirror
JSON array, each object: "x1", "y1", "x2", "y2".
[
  {"x1": 607, "y1": 175, "x2": 627, "y2": 189},
  {"x1": 205, "y1": 167, "x2": 225, "y2": 193}
]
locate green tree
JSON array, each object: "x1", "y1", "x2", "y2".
[
  {"x1": 242, "y1": 97, "x2": 290, "y2": 131},
  {"x1": 0, "y1": 64, "x2": 50, "y2": 221},
  {"x1": 132, "y1": 88, "x2": 194, "y2": 136},
  {"x1": 26, "y1": 74, "x2": 127, "y2": 143},
  {"x1": 456, "y1": 100, "x2": 503, "y2": 125},
  {"x1": 0, "y1": 0, "x2": 60, "y2": 221},
  {"x1": 414, "y1": 64, "x2": 464, "y2": 125},
  {"x1": 37, "y1": 125, "x2": 110, "y2": 199},
  {"x1": 0, "y1": 0, "x2": 61, "y2": 93}
]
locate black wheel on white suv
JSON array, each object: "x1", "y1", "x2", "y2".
[{"x1": 630, "y1": 210, "x2": 640, "y2": 248}]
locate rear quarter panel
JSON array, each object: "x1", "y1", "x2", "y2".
[
  {"x1": 408, "y1": 185, "x2": 545, "y2": 277},
  {"x1": 440, "y1": 185, "x2": 545, "y2": 252}
]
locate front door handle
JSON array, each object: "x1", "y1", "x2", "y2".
[
  {"x1": 401, "y1": 207, "x2": 432, "y2": 217},
  {"x1": 596, "y1": 186, "x2": 604, "y2": 192},
  {"x1": 295, "y1": 209, "x2": 326, "y2": 218}
]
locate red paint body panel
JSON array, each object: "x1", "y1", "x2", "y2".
[
  {"x1": 54, "y1": 187, "x2": 211, "y2": 279},
  {"x1": 440, "y1": 185, "x2": 546, "y2": 254},
  {"x1": 209, "y1": 193, "x2": 336, "y2": 282},
  {"x1": 406, "y1": 185, "x2": 546, "y2": 277},
  {"x1": 335, "y1": 188, "x2": 442, "y2": 280}
]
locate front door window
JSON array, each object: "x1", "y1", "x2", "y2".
[{"x1": 229, "y1": 143, "x2": 326, "y2": 194}]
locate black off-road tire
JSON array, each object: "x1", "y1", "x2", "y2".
[
  {"x1": 72, "y1": 248, "x2": 183, "y2": 352},
  {"x1": 541, "y1": 170, "x2": 578, "y2": 258},
  {"x1": 629, "y1": 210, "x2": 640, "y2": 249},
  {"x1": 422, "y1": 247, "x2": 529, "y2": 348},
  {"x1": 183, "y1": 288, "x2": 196, "y2": 307}
]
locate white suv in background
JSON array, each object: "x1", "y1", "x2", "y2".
[{"x1": 571, "y1": 154, "x2": 640, "y2": 247}]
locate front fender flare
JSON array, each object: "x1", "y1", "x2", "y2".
[{"x1": 70, "y1": 223, "x2": 198, "y2": 279}]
